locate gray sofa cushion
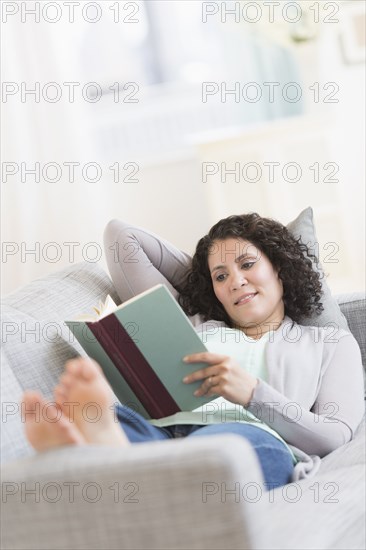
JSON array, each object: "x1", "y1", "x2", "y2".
[
  {"x1": 287, "y1": 206, "x2": 349, "y2": 330},
  {"x1": 337, "y1": 292, "x2": 366, "y2": 397},
  {"x1": 1, "y1": 261, "x2": 364, "y2": 467},
  {"x1": 336, "y1": 292, "x2": 366, "y2": 368},
  {"x1": 0, "y1": 348, "x2": 33, "y2": 463},
  {"x1": 0, "y1": 262, "x2": 119, "y2": 464}
]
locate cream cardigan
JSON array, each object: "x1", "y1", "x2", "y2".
[
  {"x1": 103, "y1": 220, "x2": 365, "y2": 483},
  {"x1": 196, "y1": 315, "x2": 365, "y2": 482}
]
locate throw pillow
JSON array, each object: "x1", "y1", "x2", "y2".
[{"x1": 286, "y1": 206, "x2": 349, "y2": 330}]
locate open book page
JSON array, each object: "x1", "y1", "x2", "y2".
[
  {"x1": 73, "y1": 295, "x2": 118, "y2": 322},
  {"x1": 70, "y1": 285, "x2": 165, "y2": 322}
]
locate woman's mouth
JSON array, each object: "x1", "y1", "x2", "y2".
[{"x1": 234, "y1": 293, "x2": 258, "y2": 306}]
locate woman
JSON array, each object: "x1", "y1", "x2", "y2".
[{"x1": 22, "y1": 213, "x2": 364, "y2": 490}]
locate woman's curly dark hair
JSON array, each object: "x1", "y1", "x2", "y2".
[{"x1": 177, "y1": 213, "x2": 324, "y2": 326}]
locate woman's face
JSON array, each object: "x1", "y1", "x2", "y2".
[{"x1": 207, "y1": 238, "x2": 285, "y2": 338}]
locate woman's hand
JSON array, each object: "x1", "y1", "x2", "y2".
[{"x1": 182, "y1": 352, "x2": 258, "y2": 407}]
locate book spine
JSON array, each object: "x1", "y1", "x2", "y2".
[{"x1": 87, "y1": 316, "x2": 181, "y2": 419}]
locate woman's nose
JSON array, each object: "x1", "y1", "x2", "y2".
[{"x1": 230, "y1": 271, "x2": 248, "y2": 290}]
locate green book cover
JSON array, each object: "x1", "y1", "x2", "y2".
[{"x1": 66, "y1": 284, "x2": 216, "y2": 420}]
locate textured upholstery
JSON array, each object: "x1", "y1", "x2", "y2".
[
  {"x1": 1, "y1": 262, "x2": 365, "y2": 550},
  {"x1": 336, "y1": 292, "x2": 366, "y2": 369},
  {"x1": 1, "y1": 262, "x2": 120, "y2": 464}
]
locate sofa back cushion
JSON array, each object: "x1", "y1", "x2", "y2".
[
  {"x1": 1, "y1": 262, "x2": 120, "y2": 464},
  {"x1": 1, "y1": 261, "x2": 365, "y2": 465},
  {"x1": 337, "y1": 293, "x2": 366, "y2": 397},
  {"x1": 1, "y1": 348, "x2": 33, "y2": 462}
]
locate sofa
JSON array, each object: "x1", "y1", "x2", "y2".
[{"x1": 1, "y1": 260, "x2": 365, "y2": 550}]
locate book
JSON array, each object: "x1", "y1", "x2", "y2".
[{"x1": 65, "y1": 284, "x2": 214, "y2": 420}]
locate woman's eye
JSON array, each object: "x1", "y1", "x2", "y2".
[{"x1": 215, "y1": 263, "x2": 254, "y2": 282}]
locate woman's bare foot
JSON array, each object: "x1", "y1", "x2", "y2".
[
  {"x1": 54, "y1": 357, "x2": 130, "y2": 448},
  {"x1": 22, "y1": 391, "x2": 86, "y2": 451}
]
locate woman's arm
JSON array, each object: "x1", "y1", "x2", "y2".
[
  {"x1": 246, "y1": 333, "x2": 365, "y2": 457},
  {"x1": 103, "y1": 219, "x2": 203, "y2": 326}
]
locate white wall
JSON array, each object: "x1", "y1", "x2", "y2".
[{"x1": 1, "y1": 1, "x2": 365, "y2": 296}]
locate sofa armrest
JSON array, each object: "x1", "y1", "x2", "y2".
[{"x1": 1, "y1": 434, "x2": 267, "y2": 550}]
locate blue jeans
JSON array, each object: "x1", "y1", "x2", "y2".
[{"x1": 115, "y1": 404, "x2": 294, "y2": 489}]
